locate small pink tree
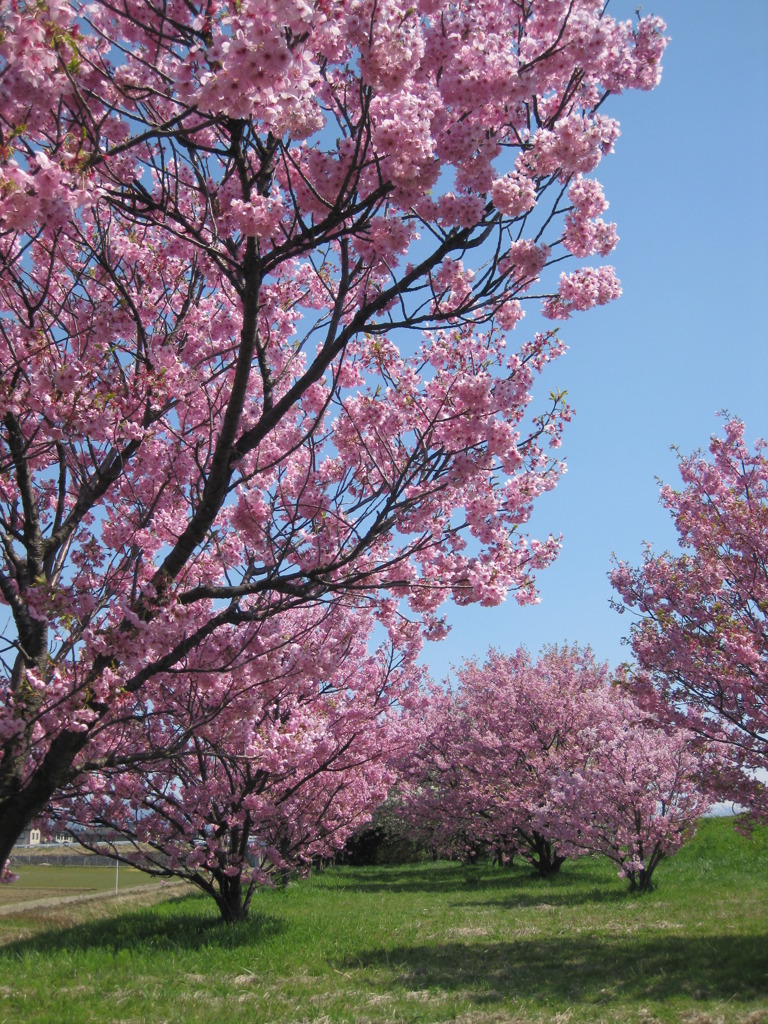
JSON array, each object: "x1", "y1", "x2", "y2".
[
  {"x1": 553, "y1": 697, "x2": 708, "y2": 891},
  {"x1": 399, "y1": 645, "x2": 616, "y2": 875},
  {"x1": 612, "y1": 420, "x2": 768, "y2": 820},
  {"x1": 392, "y1": 680, "x2": 501, "y2": 864},
  {"x1": 55, "y1": 606, "x2": 418, "y2": 922}
]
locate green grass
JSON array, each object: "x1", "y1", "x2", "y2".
[
  {"x1": 0, "y1": 864, "x2": 164, "y2": 906},
  {"x1": 0, "y1": 818, "x2": 766, "y2": 1024}
]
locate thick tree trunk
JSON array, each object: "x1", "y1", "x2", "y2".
[
  {"x1": 212, "y1": 874, "x2": 250, "y2": 924},
  {"x1": 0, "y1": 727, "x2": 89, "y2": 872},
  {"x1": 628, "y1": 863, "x2": 659, "y2": 893},
  {"x1": 0, "y1": 800, "x2": 38, "y2": 872},
  {"x1": 214, "y1": 896, "x2": 249, "y2": 924},
  {"x1": 627, "y1": 844, "x2": 663, "y2": 893},
  {"x1": 530, "y1": 835, "x2": 565, "y2": 877}
]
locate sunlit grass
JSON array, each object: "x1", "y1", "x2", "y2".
[
  {"x1": 0, "y1": 818, "x2": 765, "y2": 1023},
  {"x1": 0, "y1": 863, "x2": 165, "y2": 907}
]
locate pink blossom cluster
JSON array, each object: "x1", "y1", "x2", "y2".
[
  {"x1": 503, "y1": 240, "x2": 550, "y2": 290},
  {"x1": 520, "y1": 114, "x2": 622, "y2": 181},
  {"x1": 227, "y1": 192, "x2": 286, "y2": 241},
  {"x1": 490, "y1": 173, "x2": 537, "y2": 218},
  {"x1": 543, "y1": 266, "x2": 622, "y2": 320},
  {"x1": 563, "y1": 178, "x2": 619, "y2": 258},
  {"x1": 0, "y1": 153, "x2": 90, "y2": 234}
]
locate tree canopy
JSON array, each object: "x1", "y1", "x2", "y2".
[{"x1": 0, "y1": 0, "x2": 667, "y2": 869}]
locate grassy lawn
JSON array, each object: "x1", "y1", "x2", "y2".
[
  {"x1": 0, "y1": 864, "x2": 166, "y2": 908},
  {"x1": 0, "y1": 818, "x2": 765, "y2": 1024}
]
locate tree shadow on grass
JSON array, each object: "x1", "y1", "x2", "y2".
[
  {"x1": 329, "y1": 862, "x2": 578, "y2": 893},
  {"x1": 331, "y1": 862, "x2": 628, "y2": 908},
  {"x1": 0, "y1": 894, "x2": 284, "y2": 957},
  {"x1": 329, "y1": 863, "x2": 521, "y2": 894},
  {"x1": 456, "y1": 885, "x2": 631, "y2": 913},
  {"x1": 341, "y1": 932, "x2": 768, "y2": 1008}
]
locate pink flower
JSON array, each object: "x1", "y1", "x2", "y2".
[{"x1": 491, "y1": 173, "x2": 536, "y2": 218}]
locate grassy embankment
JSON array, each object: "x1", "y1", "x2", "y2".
[{"x1": 0, "y1": 817, "x2": 766, "y2": 1024}]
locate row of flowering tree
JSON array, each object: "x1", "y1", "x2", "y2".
[
  {"x1": 20, "y1": 417, "x2": 765, "y2": 918},
  {"x1": 0, "y1": 0, "x2": 668, "y2": 877},
  {"x1": 394, "y1": 645, "x2": 708, "y2": 891}
]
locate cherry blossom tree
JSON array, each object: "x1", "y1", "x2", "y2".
[
  {"x1": 611, "y1": 419, "x2": 768, "y2": 820},
  {"x1": 0, "y1": 0, "x2": 667, "y2": 869},
  {"x1": 398, "y1": 645, "x2": 616, "y2": 875},
  {"x1": 552, "y1": 694, "x2": 708, "y2": 891},
  {"x1": 397, "y1": 646, "x2": 707, "y2": 889},
  {"x1": 54, "y1": 605, "x2": 416, "y2": 922},
  {"x1": 389, "y1": 680, "x2": 488, "y2": 864}
]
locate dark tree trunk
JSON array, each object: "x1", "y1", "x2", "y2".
[
  {"x1": 530, "y1": 835, "x2": 566, "y2": 877},
  {"x1": 627, "y1": 862, "x2": 660, "y2": 893},
  {"x1": 626, "y1": 843, "x2": 664, "y2": 893},
  {"x1": 0, "y1": 728, "x2": 89, "y2": 873},
  {"x1": 211, "y1": 872, "x2": 250, "y2": 923},
  {"x1": 493, "y1": 845, "x2": 515, "y2": 868},
  {"x1": 0, "y1": 800, "x2": 38, "y2": 873}
]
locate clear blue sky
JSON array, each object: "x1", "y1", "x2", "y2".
[{"x1": 419, "y1": 0, "x2": 768, "y2": 682}]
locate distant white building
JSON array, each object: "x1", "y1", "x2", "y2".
[{"x1": 15, "y1": 828, "x2": 41, "y2": 847}]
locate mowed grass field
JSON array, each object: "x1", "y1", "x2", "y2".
[
  {"x1": 0, "y1": 818, "x2": 765, "y2": 1024},
  {"x1": 0, "y1": 862, "x2": 166, "y2": 908}
]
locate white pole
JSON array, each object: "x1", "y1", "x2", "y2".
[{"x1": 115, "y1": 858, "x2": 119, "y2": 895}]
